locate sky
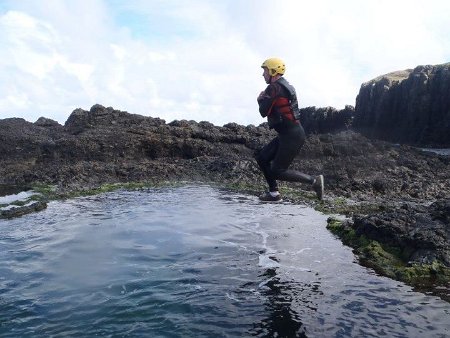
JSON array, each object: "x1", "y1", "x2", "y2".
[{"x1": 0, "y1": 0, "x2": 449, "y2": 126}]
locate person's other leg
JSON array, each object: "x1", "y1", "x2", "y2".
[
  {"x1": 255, "y1": 137, "x2": 279, "y2": 192},
  {"x1": 271, "y1": 126, "x2": 314, "y2": 184}
]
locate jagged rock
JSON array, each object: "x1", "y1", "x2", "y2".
[
  {"x1": 1, "y1": 104, "x2": 448, "y2": 201},
  {"x1": 351, "y1": 199, "x2": 450, "y2": 266},
  {"x1": 34, "y1": 117, "x2": 62, "y2": 127},
  {"x1": 300, "y1": 105, "x2": 354, "y2": 135},
  {"x1": 64, "y1": 104, "x2": 165, "y2": 135},
  {"x1": 354, "y1": 62, "x2": 450, "y2": 147}
]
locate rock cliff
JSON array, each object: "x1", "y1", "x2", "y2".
[
  {"x1": 300, "y1": 105, "x2": 354, "y2": 135},
  {"x1": 354, "y1": 62, "x2": 450, "y2": 147}
]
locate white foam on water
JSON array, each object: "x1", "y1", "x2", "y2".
[
  {"x1": 258, "y1": 254, "x2": 280, "y2": 269},
  {"x1": 0, "y1": 200, "x2": 36, "y2": 211},
  {"x1": 225, "y1": 292, "x2": 240, "y2": 302},
  {"x1": 294, "y1": 248, "x2": 312, "y2": 255},
  {"x1": 258, "y1": 276, "x2": 276, "y2": 288},
  {"x1": 419, "y1": 148, "x2": 450, "y2": 156},
  {"x1": 0, "y1": 191, "x2": 34, "y2": 204}
]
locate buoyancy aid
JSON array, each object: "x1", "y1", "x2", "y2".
[
  {"x1": 268, "y1": 77, "x2": 301, "y2": 121},
  {"x1": 268, "y1": 96, "x2": 296, "y2": 121}
]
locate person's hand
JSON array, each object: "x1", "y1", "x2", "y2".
[{"x1": 257, "y1": 91, "x2": 267, "y2": 101}]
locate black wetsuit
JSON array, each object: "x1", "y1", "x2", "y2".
[{"x1": 256, "y1": 78, "x2": 314, "y2": 192}]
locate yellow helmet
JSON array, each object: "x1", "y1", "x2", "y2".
[{"x1": 261, "y1": 57, "x2": 286, "y2": 76}]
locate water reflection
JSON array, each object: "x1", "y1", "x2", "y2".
[{"x1": 251, "y1": 267, "x2": 308, "y2": 337}]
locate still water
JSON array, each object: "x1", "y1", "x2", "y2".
[{"x1": 0, "y1": 185, "x2": 449, "y2": 337}]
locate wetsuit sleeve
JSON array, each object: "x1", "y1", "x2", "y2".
[{"x1": 257, "y1": 83, "x2": 280, "y2": 117}]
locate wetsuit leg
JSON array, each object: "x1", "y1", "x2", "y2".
[
  {"x1": 271, "y1": 125, "x2": 314, "y2": 184},
  {"x1": 256, "y1": 137, "x2": 279, "y2": 192}
]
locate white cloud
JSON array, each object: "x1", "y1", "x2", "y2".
[{"x1": 0, "y1": 0, "x2": 449, "y2": 126}]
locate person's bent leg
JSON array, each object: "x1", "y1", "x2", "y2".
[
  {"x1": 255, "y1": 137, "x2": 279, "y2": 192},
  {"x1": 270, "y1": 126, "x2": 313, "y2": 184},
  {"x1": 271, "y1": 130, "x2": 324, "y2": 199},
  {"x1": 268, "y1": 125, "x2": 325, "y2": 200},
  {"x1": 273, "y1": 167, "x2": 314, "y2": 184}
]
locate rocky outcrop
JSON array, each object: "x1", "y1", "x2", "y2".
[
  {"x1": 1, "y1": 104, "x2": 449, "y2": 298},
  {"x1": 354, "y1": 62, "x2": 450, "y2": 147},
  {"x1": 351, "y1": 199, "x2": 450, "y2": 267},
  {"x1": 0, "y1": 104, "x2": 271, "y2": 189},
  {"x1": 300, "y1": 105, "x2": 354, "y2": 135},
  {"x1": 1, "y1": 201, "x2": 47, "y2": 219},
  {"x1": 1, "y1": 104, "x2": 448, "y2": 202}
]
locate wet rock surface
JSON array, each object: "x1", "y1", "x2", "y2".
[
  {"x1": 352, "y1": 200, "x2": 450, "y2": 267},
  {"x1": 0, "y1": 200, "x2": 47, "y2": 219},
  {"x1": 1, "y1": 104, "x2": 449, "y2": 279}
]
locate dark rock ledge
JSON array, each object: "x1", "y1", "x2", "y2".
[
  {"x1": 1, "y1": 200, "x2": 47, "y2": 219},
  {"x1": 1, "y1": 104, "x2": 449, "y2": 300}
]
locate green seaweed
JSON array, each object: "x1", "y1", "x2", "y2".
[{"x1": 326, "y1": 217, "x2": 450, "y2": 292}]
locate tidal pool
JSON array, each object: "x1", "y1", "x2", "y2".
[{"x1": 0, "y1": 185, "x2": 449, "y2": 337}]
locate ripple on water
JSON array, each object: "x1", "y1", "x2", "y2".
[{"x1": 0, "y1": 185, "x2": 449, "y2": 337}]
